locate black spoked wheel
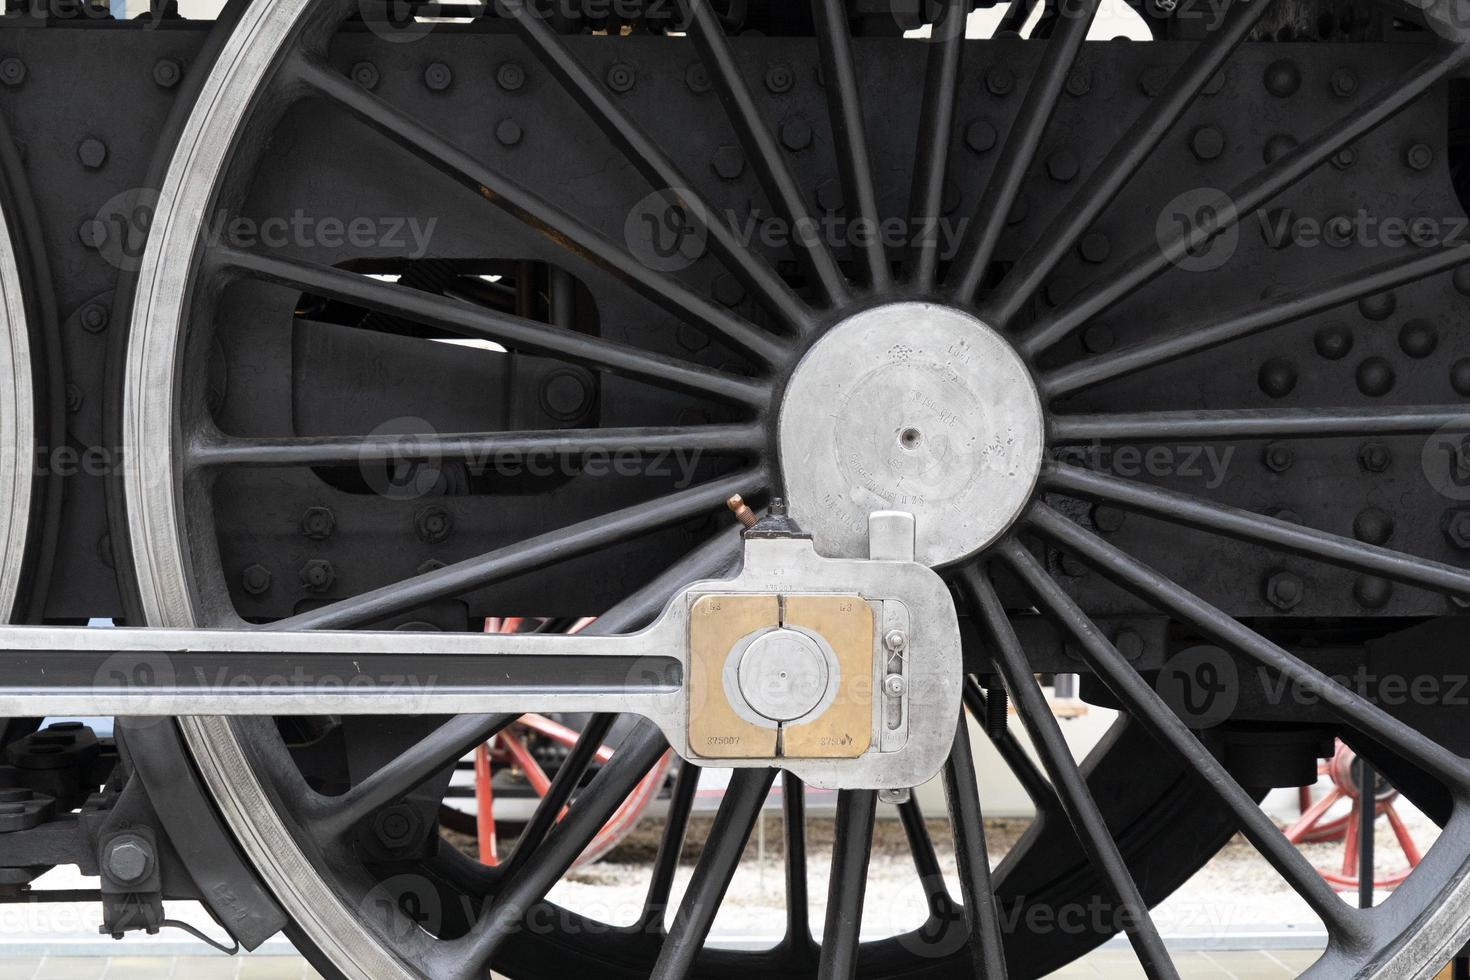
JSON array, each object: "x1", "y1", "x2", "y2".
[{"x1": 119, "y1": 0, "x2": 1470, "y2": 976}]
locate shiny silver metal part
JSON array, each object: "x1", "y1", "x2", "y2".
[
  {"x1": 0, "y1": 519, "x2": 961, "y2": 790},
  {"x1": 0, "y1": 192, "x2": 31, "y2": 624},
  {"x1": 779, "y1": 302, "x2": 1045, "y2": 568}
]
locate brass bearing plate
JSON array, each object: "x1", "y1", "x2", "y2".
[{"x1": 687, "y1": 592, "x2": 874, "y2": 760}]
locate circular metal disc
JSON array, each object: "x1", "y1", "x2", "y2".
[
  {"x1": 737, "y1": 628, "x2": 829, "y2": 722},
  {"x1": 779, "y1": 302, "x2": 1043, "y2": 567}
]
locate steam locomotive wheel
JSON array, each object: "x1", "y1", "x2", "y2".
[
  {"x1": 120, "y1": 0, "x2": 1470, "y2": 976},
  {"x1": 0, "y1": 176, "x2": 34, "y2": 625}
]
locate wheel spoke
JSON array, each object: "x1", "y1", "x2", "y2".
[
  {"x1": 1042, "y1": 460, "x2": 1470, "y2": 597},
  {"x1": 501, "y1": 714, "x2": 617, "y2": 877},
  {"x1": 288, "y1": 57, "x2": 788, "y2": 365},
  {"x1": 684, "y1": 2, "x2": 850, "y2": 306},
  {"x1": 216, "y1": 246, "x2": 767, "y2": 407},
  {"x1": 946, "y1": 0, "x2": 1101, "y2": 301},
  {"x1": 981, "y1": 0, "x2": 1273, "y2": 325},
  {"x1": 941, "y1": 715, "x2": 1009, "y2": 979},
  {"x1": 962, "y1": 566, "x2": 1175, "y2": 978},
  {"x1": 1039, "y1": 246, "x2": 1470, "y2": 393},
  {"x1": 783, "y1": 770, "x2": 813, "y2": 948},
  {"x1": 908, "y1": 0, "x2": 967, "y2": 288},
  {"x1": 189, "y1": 423, "x2": 766, "y2": 469},
  {"x1": 1018, "y1": 44, "x2": 1469, "y2": 354},
  {"x1": 651, "y1": 767, "x2": 777, "y2": 979},
  {"x1": 812, "y1": 0, "x2": 889, "y2": 288},
  {"x1": 962, "y1": 677, "x2": 1056, "y2": 810},
  {"x1": 895, "y1": 796, "x2": 954, "y2": 920},
  {"x1": 316, "y1": 713, "x2": 516, "y2": 838},
  {"x1": 639, "y1": 760, "x2": 701, "y2": 933},
  {"x1": 503, "y1": 5, "x2": 811, "y2": 335},
  {"x1": 1024, "y1": 501, "x2": 1470, "y2": 791},
  {"x1": 272, "y1": 468, "x2": 764, "y2": 630},
  {"x1": 817, "y1": 789, "x2": 877, "y2": 980},
  {"x1": 1050, "y1": 405, "x2": 1470, "y2": 443},
  {"x1": 440, "y1": 721, "x2": 669, "y2": 979}
]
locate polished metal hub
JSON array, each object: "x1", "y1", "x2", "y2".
[{"x1": 780, "y1": 302, "x2": 1045, "y2": 567}]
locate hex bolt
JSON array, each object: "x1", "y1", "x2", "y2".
[
  {"x1": 1190, "y1": 126, "x2": 1225, "y2": 161},
  {"x1": 685, "y1": 63, "x2": 710, "y2": 93},
  {"x1": 77, "y1": 138, "x2": 107, "y2": 170},
  {"x1": 415, "y1": 505, "x2": 452, "y2": 544},
  {"x1": 373, "y1": 803, "x2": 420, "y2": 849},
  {"x1": 103, "y1": 835, "x2": 152, "y2": 886},
  {"x1": 711, "y1": 145, "x2": 745, "y2": 181},
  {"x1": 1265, "y1": 570, "x2": 1304, "y2": 610},
  {"x1": 883, "y1": 674, "x2": 906, "y2": 698},
  {"x1": 883, "y1": 629, "x2": 907, "y2": 653},
  {"x1": 424, "y1": 62, "x2": 452, "y2": 92},
  {"x1": 1329, "y1": 67, "x2": 1357, "y2": 97},
  {"x1": 780, "y1": 118, "x2": 812, "y2": 152},
  {"x1": 152, "y1": 59, "x2": 181, "y2": 89},
  {"x1": 764, "y1": 63, "x2": 794, "y2": 94},
  {"x1": 496, "y1": 62, "x2": 525, "y2": 91},
  {"x1": 495, "y1": 119, "x2": 523, "y2": 147},
  {"x1": 236, "y1": 562, "x2": 273, "y2": 597},
  {"x1": 965, "y1": 119, "x2": 997, "y2": 153},
  {"x1": 1405, "y1": 142, "x2": 1433, "y2": 172},
  {"x1": 80, "y1": 303, "x2": 108, "y2": 333},
  {"x1": 0, "y1": 58, "x2": 25, "y2": 87},
  {"x1": 606, "y1": 63, "x2": 635, "y2": 93},
  {"x1": 351, "y1": 62, "x2": 380, "y2": 89},
  {"x1": 300, "y1": 506, "x2": 336, "y2": 541},
  {"x1": 1444, "y1": 510, "x2": 1470, "y2": 550},
  {"x1": 1359, "y1": 442, "x2": 1392, "y2": 473},
  {"x1": 299, "y1": 559, "x2": 335, "y2": 592},
  {"x1": 1263, "y1": 442, "x2": 1294, "y2": 473}
]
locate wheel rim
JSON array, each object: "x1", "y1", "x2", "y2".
[
  {"x1": 0, "y1": 174, "x2": 33, "y2": 624},
  {"x1": 121, "y1": 0, "x2": 1470, "y2": 976}
]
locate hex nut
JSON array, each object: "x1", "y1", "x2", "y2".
[
  {"x1": 415, "y1": 506, "x2": 452, "y2": 544},
  {"x1": 300, "y1": 506, "x2": 336, "y2": 541},
  {"x1": 241, "y1": 564, "x2": 272, "y2": 596},
  {"x1": 299, "y1": 559, "x2": 335, "y2": 592}
]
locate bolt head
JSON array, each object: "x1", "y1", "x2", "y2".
[
  {"x1": 415, "y1": 506, "x2": 452, "y2": 544},
  {"x1": 152, "y1": 59, "x2": 181, "y2": 89},
  {"x1": 299, "y1": 559, "x2": 335, "y2": 592},
  {"x1": 0, "y1": 58, "x2": 25, "y2": 87},
  {"x1": 606, "y1": 63, "x2": 635, "y2": 93},
  {"x1": 80, "y1": 304, "x2": 108, "y2": 333},
  {"x1": 300, "y1": 506, "x2": 335, "y2": 541},
  {"x1": 965, "y1": 119, "x2": 997, "y2": 153},
  {"x1": 1445, "y1": 511, "x2": 1470, "y2": 549},
  {"x1": 1329, "y1": 67, "x2": 1357, "y2": 97},
  {"x1": 351, "y1": 61, "x2": 379, "y2": 89},
  {"x1": 883, "y1": 629, "x2": 907, "y2": 653},
  {"x1": 1265, "y1": 571, "x2": 1304, "y2": 610},
  {"x1": 883, "y1": 674, "x2": 906, "y2": 697},
  {"x1": 104, "y1": 836, "x2": 152, "y2": 885},
  {"x1": 711, "y1": 145, "x2": 745, "y2": 181},
  {"x1": 373, "y1": 804, "x2": 420, "y2": 849},
  {"x1": 424, "y1": 62, "x2": 452, "y2": 92},
  {"x1": 1190, "y1": 126, "x2": 1225, "y2": 161},
  {"x1": 241, "y1": 564, "x2": 272, "y2": 596},
  {"x1": 77, "y1": 138, "x2": 107, "y2": 170},
  {"x1": 1405, "y1": 142, "x2": 1433, "y2": 172},
  {"x1": 1359, "y1": 443, "x2": 1391, "y2": 473},
  {"x1": 764, "y1": 63, "x2": 794, "y2": 94},
  {"x1": 780, "y1": 118, "x2": 812, "y2": 152},
  {"x1": 496, "y1": 119, "x2": 523, "y2": 147},
  {"x1": 496, "y1": 62, "x2": 525, "y2": 91}
]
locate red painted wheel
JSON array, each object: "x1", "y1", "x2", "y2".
[
  {"x1": 1284, "y1": 740, "x2": 1422, "y2": 893},
  {"x1": 472, "y1": 617, "x2": 672, "y2": 868}
]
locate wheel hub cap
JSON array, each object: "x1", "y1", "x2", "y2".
[{"x1": 780, "y1": 302, "x2": 1045, "y2": 567}]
